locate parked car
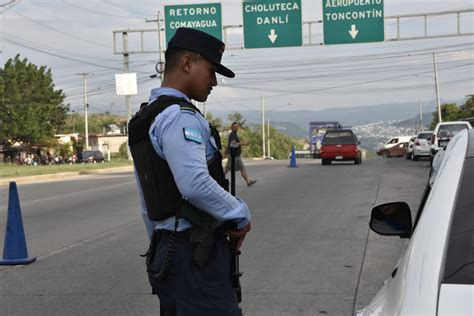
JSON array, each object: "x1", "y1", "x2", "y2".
[
  {"x1": 320, "y1": 129, "x2": 361, "y2": 165},
  {"x1": 357, "y1": 129, "x2": 474, "y2": 315},
  {"x1": 376, "y1": 136, "x2": 411, "y2": 158},
  {"x1": 431, "y1": 121, "x2": 472, "y2": 161},
  {"x1": 405, "y1": 136, "x2": 416, "y2": 160},
  {"x1": 81, "y1": 150, "x2": 105, "y2": 163},
  {"x1": 411, "y1": 131, "x2": 433, "y2": 161}
]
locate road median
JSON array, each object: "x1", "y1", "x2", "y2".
[{"x1": 0, "y1": 165, "x2": 134, "y2": 187}]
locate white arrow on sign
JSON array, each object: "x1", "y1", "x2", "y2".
[
  {"x1": 349, "y1": 24, "x2": 359, "y2": 39},
  {"x1": 268, "y1": 29, "x2": 278, "y2": 43}
]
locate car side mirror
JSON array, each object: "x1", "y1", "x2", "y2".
[{"x1": 369, "y1": 202, "x2": 412, "y2": 238}]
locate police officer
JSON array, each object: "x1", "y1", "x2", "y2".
[{"x1": 129, "y1": 28, "x2": 251, "y2": 315}]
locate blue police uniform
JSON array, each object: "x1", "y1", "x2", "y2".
[
  {"x1": 138, "y1": 87, "x2": 251, "y2": 237},
  {"x1": 135, "y1": 87, "x2": 250, "y2": 315}
]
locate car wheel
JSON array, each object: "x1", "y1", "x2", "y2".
[
  {"x1": 383, "y1": 151, "x2": 390, "y2": 158},
  {"x1": 413, "y1": 155, "x2": 418, "y2": 161},
  {"x1": 355, "y1": 155, "x2": 361, "y2": 164},
  {"x1": 322, "y1": 159, "x2": 327, "y2": 165}
]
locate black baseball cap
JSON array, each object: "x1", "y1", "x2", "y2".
[{"x1": 167, "y1": 27, "x2": 235, "y2": 78}]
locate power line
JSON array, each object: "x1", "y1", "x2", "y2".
[
  {"x1": 215, "y1": 61, "x2": 474, "y2": 109},
  {"x1": 0, "y1": 34, "x2": 122, "y2": 71},
  {"x1": 100, "y1": 0, "x2": 152, "y2": 17},
  {"x1": 8, "y1": 10, "x2": 111, "y2": 49},
  {"x1": 62, "y1": 0, "x2": 145, "y2": 20}
]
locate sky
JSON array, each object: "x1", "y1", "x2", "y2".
[{"x1": 1, "y1": 0, "x2": 473, "y2": 119}]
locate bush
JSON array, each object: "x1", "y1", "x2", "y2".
[{"x1": 118, "y1": 142, "x2": 128, "y2": 158}]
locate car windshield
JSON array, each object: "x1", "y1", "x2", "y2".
[
  {"x1": 322, "y1": 131, "x2": 356, "y2": 145},
  {"x1": 437, "y1": 124, "x2": 468, "y2": 138},
  {"x1": 417, "y1": 132, "x2": 432, "y2": 140}
]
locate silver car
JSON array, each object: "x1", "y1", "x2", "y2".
[{"x1": 412, "y1": 131, "x2": 433, "y2": 160}]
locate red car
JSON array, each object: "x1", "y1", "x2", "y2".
[{"x1": 320, "y1": 129, "x2": 362, "y2": 165}]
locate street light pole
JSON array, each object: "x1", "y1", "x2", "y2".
[
  {"x1": 146, "y1": 11, "x2": 165, "y2": 81},
  {"x1": 433, "y1": 52, "x2": 442, "y2": 123},
  {"x1": 76, "y1": 72, "x2": 92, "y2": 150},
  {"x1": 261, "y1": 94, "x2": 266, "y2": 159}
]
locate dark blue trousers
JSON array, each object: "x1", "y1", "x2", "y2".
[{"x1": 148, "y1": 230, "x2": 241, "y2": 316}]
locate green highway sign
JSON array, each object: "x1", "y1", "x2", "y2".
[
  {"x1": 323, "y1": 0, "x2": 384, "y2": 45},
  {"x1": 242, "y1": 0, "x2": 302, "y2": 49},
  {"x1": 164, "y1": 3, "x2": 222, "y2": 45}
]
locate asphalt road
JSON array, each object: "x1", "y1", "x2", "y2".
[{"x1": 0, "y1": 157, "x2": 431, "y2": 315}]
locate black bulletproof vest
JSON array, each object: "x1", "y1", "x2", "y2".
[{"x1": 128, "y1": 95, "x2": 228, "y2": 221}]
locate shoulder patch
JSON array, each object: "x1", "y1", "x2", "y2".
[{"x1": 183, "y1": 127, "x2": 203, "y2": 144}]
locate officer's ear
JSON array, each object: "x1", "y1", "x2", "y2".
[{"x1": 181, "y1": 52, "x2": 200, "y2": 74}]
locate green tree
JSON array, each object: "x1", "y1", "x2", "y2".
[
  {"x1": 62, "y1": 112, "x2": 126, "y2": 134},
  {"x1": 205, "y1": 112, "x2": 223, "y2": 129},
  {"x1": 458, "y1": 96, "x2": 474, "y2": 119},
  {"x1": 227, "y1": 112, "x2": 247, "y2": 129},
  {"x1": 221, "y1": 123, "x2": 303, "y2": 160},
  {"x1": 429, "y1": 103, "x2": 460, "y2": 129},
  {"x1": 0, "y1": 55, "x2": 68, "y2": 145}
]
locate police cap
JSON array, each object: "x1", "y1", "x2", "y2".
[{"x1": 167, "y1": 27, "x2": 235, "y2": 78}]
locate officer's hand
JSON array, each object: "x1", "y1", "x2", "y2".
[{"x1": 226, "y1": 223, "x2": 251, "y2": 251}]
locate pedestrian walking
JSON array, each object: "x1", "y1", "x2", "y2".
[
  {"x1": 224, "y1": 122, "x2": 257, "y2": 187},
  {"x1": 128, "y1": 27, "x2": 251, "y2": 316}
]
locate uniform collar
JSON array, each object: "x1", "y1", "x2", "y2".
[{"x1": 149, "y1": 87, "x2": 191, "y2": 103}]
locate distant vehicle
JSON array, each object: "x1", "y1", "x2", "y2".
[
  {"x1": 376, "y1": 136, "x2": 411, "y2": 158},
  {"x1": 430, "y1": 121, "x2": 472, "y2": 162},
  {"x1": 405, "y1": 136, "x2": 416, "y2": 160},
  {"x1": 320, "y1": 129, "x2": 361, "y2": 165},
  {"x1": 309, "y1": 121, "x2": 343, "y2": 158},
  {"x1": 411, "y1": 131, "x2": 433, "y2": 161},
  {"x1": 357, "y1": 129, "x2": 474, "y2": 316},
  {"x1": 81, "y1": 150, "x2": 105, "y2": 163}
]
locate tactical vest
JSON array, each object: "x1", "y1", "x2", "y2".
[{"x1": 128, "y1": 95, "x2": 228, "y2": 221}]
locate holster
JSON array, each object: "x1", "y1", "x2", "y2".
[
  {"x1": 180, "y1": 202, "x2": 220, "y2": 268},
  {"x1": 145, "y1": 230, "x2": 160, "y2": 274}
]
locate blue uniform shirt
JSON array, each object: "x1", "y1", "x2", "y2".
[{"x1": 136, "y1": 87, "x2": 251, "y2": 239}]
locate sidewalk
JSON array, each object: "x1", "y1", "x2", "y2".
[{"x1": 0, "y1": 166, "x2": 134, "y2": 187}]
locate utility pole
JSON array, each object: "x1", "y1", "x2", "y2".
[
  {"x1": 146, "y1": 11, "x2": 165, "y2": 81},
  {"x1": 261, "y1": 94, "x2": 266, "y2": 159},
  {"x1": 121, "y1": 32, "x2": 133, "y2": 160},
  {"x1": 76, "y1": 72, "x2": 92, "y2": 150},
  {"x1": 267, "y1": 118, "x2": 271, "y2": 159},
  {"x1": 433, "y1": 52, "x2": 442, "y2": 123},
  {"x1": 419, "y1": 99, "x2": 423, "y2": 132},
  {"x1": 72, "y1": 110, "x2": 76, "y2": 134}
]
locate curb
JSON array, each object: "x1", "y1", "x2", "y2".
[{"x1": 0, "y1": 166, "x2": 134, "y2": 187}]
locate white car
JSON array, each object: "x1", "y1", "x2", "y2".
[
  {"x1": 357, "y1": 128, "x2": 474, "y2": 315},
  {"x1": 430, "y1": 121, "x2": 472, "y2": 160}
]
